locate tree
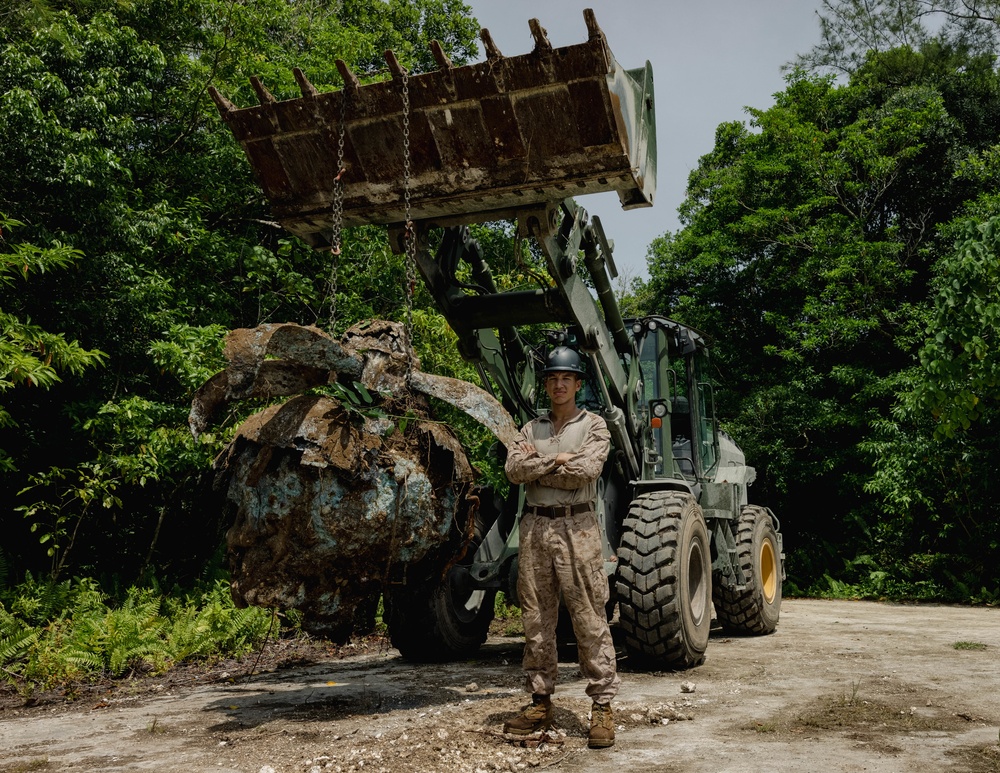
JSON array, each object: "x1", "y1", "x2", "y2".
[
  {"x1": 646, "y1": 42, "x2": 1000, "y2": 594},
  {"x1": 796, "y1": 0, "x2": 1000, "y2": 75},
  {"x1": 856, "y1": 211, "x2": 1000, "y2": 600},
  {"x1": 0, "y1": 215, "x2": 105, "y2": 472},
  {"x1": 915, "y1": 216, "x2": 1000, "y2": 437}
]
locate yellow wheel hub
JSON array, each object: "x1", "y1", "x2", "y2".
[{"x1": 759, "y1": 539, "x2": 777, "y2": 604}]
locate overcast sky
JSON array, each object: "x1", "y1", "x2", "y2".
[{"x1": 463, "y1": 1, "x2": 826, "y2": 280}]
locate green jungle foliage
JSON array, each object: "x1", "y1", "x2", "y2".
[
  {"x1": 0, "y1": 575, "x2": 275, "y2": 691},
  {"x1": 645, "y1": 8, "x2": 1000, "y2": 601}
]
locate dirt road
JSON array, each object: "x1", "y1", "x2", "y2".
[{"x1": 1, "y1": 599, "x2": 997, "y2": 773}]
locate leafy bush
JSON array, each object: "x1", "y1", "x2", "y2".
[
  {"x1": 802, "y1": 551, "x2": 1000, "y2": 604},
  {"x1": 0, "y1": 577, "x2": 275, "y2": 691},
  {"x1": 163, "y1": 581, "x2": 274, "y2": 661}
]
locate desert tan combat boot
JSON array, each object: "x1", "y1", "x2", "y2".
[
  {"x1": 503, "y1": 694, "x2": 553, "y2": 735},
  {"x1": 588, "y1": 701, "x2": 615, "y2": 748}
]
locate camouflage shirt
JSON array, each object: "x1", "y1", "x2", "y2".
[{"x1": 505, "y1": 409, "x2": 611, "y2": 507}]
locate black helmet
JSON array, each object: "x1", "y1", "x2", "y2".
[{"x1": 541, "y1": 346, "x2": 585, "y2": 375}]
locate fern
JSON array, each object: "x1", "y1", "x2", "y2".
[
  {"x1": 0, "y1": 608, "x2": 38, "y2": 668},
  {"x1": 4, "y1": 573, "x2": 99, "y2": 626},
  {"x1": 167, "y1": 607, "x2": 217, "y2": 661},
  {"x1": 0, "y1": 577, "x2": 274, "y2": 689},
  {"x1": 69, "y1": 587, "x2": 169, "y2": 677},
  {"x1": 61, "y1": 649, "x2": 105, "y2": 673},
  {"x1": 164, "y1": 580, "x2": 271, "y2": 660},
  {"x1": 16, "y1": 620, "x2": 86, "y2": 687}
]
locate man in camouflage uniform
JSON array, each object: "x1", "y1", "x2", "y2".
[{"x1": 503, "y1": 346, "x2": 619, "y2": 749}]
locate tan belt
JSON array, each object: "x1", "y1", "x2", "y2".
[{"x1": 526, "y1": 503, "x2": 594, "y2": 518}]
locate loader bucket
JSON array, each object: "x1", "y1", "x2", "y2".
[{"x1": 208, "y1": 9, "x2": 656, "y2": 249}]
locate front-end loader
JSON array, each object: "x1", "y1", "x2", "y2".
[{"x1": 201, "y1": 9, "x2": 783, "y2": 669}]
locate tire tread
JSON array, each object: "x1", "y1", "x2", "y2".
[{"x1": 615, "y1": 491, "x2": 709, "y2": 669}]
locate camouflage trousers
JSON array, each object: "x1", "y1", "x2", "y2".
[{"x1": 517, "y1": 510, "x2": 620, "y2": 703}]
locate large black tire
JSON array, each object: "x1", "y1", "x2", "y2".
[
  {"x1": 713, "y1": 505, "x2": 782, "y2": 635},
  {"x1": 616, "y1": 491, "x2": 712, "y2": 669},
  {"x1": 387, "y1": 566, "x2": 496, "y2": 661}
]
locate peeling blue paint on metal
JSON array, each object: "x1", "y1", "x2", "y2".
[
  {"x1": 309, "y1": 469, "x2": 347, "y2": 549},
  {"x1": 202, "y1": 320, "x2": 483, "y2": 635}
]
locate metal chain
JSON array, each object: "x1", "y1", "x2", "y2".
[
  {"x1": 401, "y1": 67, "x2": 417, "y2": 369},
  {"x1": 378, "y1": 66, "x2": 417, "y2": 606},
  {"x1": 326, "y1": 87, "x2": 349, "y2": 334}
]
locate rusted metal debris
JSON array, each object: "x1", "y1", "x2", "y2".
[
  {"x1": 190, "y1": 320, "x2": 517, "y2": 640},
  {"x1": 207, "y1": 8, "x2": 657, "y2": 250}
]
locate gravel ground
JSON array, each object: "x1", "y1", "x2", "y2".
[{"x1": 1, "y1": 598, "x2": 998, "y2": 773}]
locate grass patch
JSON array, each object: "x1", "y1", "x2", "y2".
[
  {"x1": 798, "y1": 696, "x2": 934, "y2": 731},
  {"x1": 795, "y1": 688, "x2": 969, "y2": 735},
  {"x1": 746, "y1": 681, "x2": 973, "y2": 740},
  {"x1": 491, "y1": 593, "x2": 523, "y2": 636},
  {"x1": 499, "y1": 619, "x2": 524, "y2": 636},
  {"x1": 953, "y1": 641, "x2": 988, "y2": 651}
]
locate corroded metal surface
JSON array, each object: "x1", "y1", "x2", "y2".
[
  {"x1": 409, "y1": 370, "x2": 519, "y2": 448},
  {"x1": 189, "y1": 323, "x2": 361, "y2": 436},
  {"x1": 208, "y1": 9, "x2": 656, "y2": 248},
  {"x1": 218, "y1": 394, "x2": 474, "y2": 640},
  {"x1": 191, "y1": 320, "x2": 515, "y2": 639}
]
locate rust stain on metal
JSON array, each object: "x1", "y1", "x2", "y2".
[
  {"x1": 191, "y1": 320, "x2": 514, "y2": 640},
  {"x1": 190, "y1": 323, "x2": 361, "y2": 436},
  {"x1": 207, "y1": 10, "x2": 656, "y2": 249},
  {"x1": 409, "y1": 370, "x2": 519, "y2": 447}
]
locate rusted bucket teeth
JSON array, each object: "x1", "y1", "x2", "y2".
[{"x1": 208, "y1": 9, "x2": 656, "y2": 249}]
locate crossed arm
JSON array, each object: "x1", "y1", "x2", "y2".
[{"x1": 505, "y1": 415, "x2": 610, "y2": 490}]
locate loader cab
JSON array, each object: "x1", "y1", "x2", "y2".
[{"x1": 632, "y1": 317, "x2": 719, "y2": 483}]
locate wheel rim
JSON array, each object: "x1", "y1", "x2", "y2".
[
  {"x1": 687, "y1": 539, "x2": 708, "y2": 624},
  {"x1": 460, "y1": 589, "x2": 486, "y2": 621},
  {"x1": 448, "y1": 567, "x2": 485, "y2": 624},
  {"x1": 759, "y1": 538, "x2": 777, "y2": 604}
]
